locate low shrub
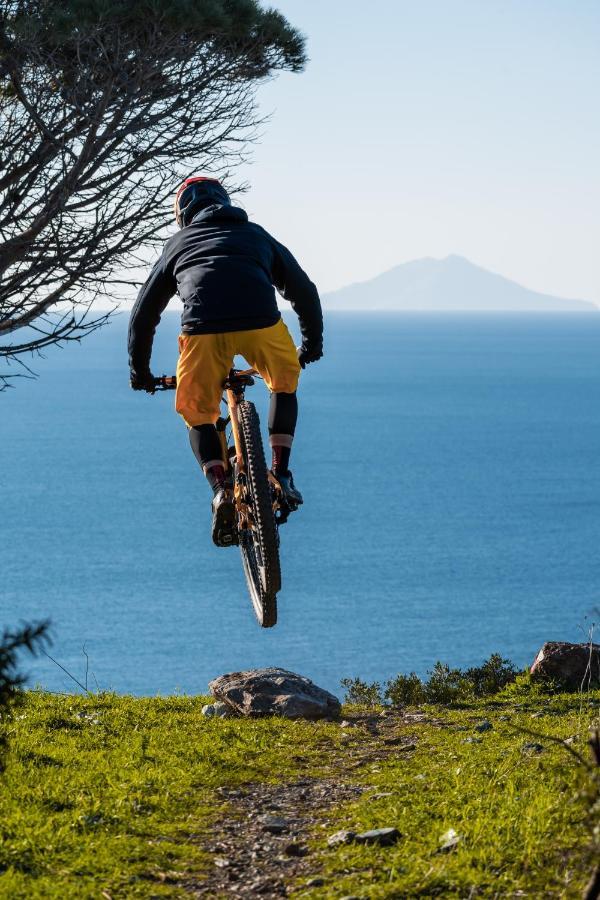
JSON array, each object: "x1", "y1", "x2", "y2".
[
  {"x1": 384, "y1": 672, "x2": 426, "y2": 706},
  {"x1": 465, "y1": 653, "x2": 518, "y2": 696},
  {"x1": 498, "y1": 670, "x2": 556, "y2": 699},
  {"x1": 423, "y1": 661, "x2": 474, "y2": 704},
  {"x1": 343, "y1": 653, "x2": 520, "y2": 709},
  {"x1": 340, "y1": 677, "x2": 382, "y2": 707}
]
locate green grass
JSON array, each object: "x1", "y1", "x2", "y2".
[
  {"x1": 0, "y1": 690, "x2": 598, "y2": 898},
  {"x1": 304, "y1": 694, "x2": 599, "y2": 898},
  {"x1": 0, "y1": 692, "x2": 342, "y2": 898}
]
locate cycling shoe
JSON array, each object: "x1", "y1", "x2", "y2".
[
  {"x1": 272, "y1": 470, "x2": 303, "y2": 509},
  {"x1": 211, "y1": 488, "x2": 238, "y2": 547}
]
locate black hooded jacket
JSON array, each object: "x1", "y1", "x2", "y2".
[{"x1": 128, "y1": 204, "x2": 323, "y2": 375}]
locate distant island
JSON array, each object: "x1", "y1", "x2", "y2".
[{"x1": 323, "y1": 255, "x2": 597, "y2": 312}]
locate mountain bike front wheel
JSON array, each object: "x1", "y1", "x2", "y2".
[{"x1": 236, "y1": 399, "x2": 281, "y2": 627}]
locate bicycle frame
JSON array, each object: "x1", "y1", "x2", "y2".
[{"x1": 223, "y1": 368, "x2": 257, "y2": 475}]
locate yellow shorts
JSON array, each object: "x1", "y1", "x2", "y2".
[{"x1": 175, "y1": 319, "x2": 301, "y2": 427}]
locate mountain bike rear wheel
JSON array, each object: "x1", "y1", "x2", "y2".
[{"x1": 236, "y1": 400, "x2": 281, "y2": 627}]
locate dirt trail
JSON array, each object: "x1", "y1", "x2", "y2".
[
  {"x1": 190, "y1": 777, "x2": 363, "y2": 897},
  {"x1": 184, "y1": 711, "x2": 440, "y2": 898}
]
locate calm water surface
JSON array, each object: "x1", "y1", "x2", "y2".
[{"x1": 2, "y1": 312, "x2": 599, "y2": 695}]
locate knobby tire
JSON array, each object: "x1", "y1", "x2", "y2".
[{"x1": 237, "y1": 400, "x2": 281, "y2": 627}]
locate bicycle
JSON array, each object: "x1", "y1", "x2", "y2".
[{"x1": 153, "y1": 370, "x2": 299, "y2": 627}]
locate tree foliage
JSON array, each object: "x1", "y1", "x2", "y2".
[
  {"x1": 0, "y1": 0, "x2": 306, "y2": 386},
  {"x1": 0, "y1": 620, "x2": 49, "y2": 769}
]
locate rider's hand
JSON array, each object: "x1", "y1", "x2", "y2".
[
  {"x1": 297, "y1": 341, "x2": 323, "y2": 369},
  {"x1": 130, "y1": 369, "x2": 156, "y2": 393}
]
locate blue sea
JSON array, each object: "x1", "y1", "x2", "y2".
[{"x1": 2, "y1": 312, "x2": 599, "y2": 697}]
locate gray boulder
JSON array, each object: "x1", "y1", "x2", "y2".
[
  {"x1": 209, "y1": 667, "x2": 342, "y2": 720},
  {"x1": 530, "y1": 642, "x2": 600, "y2": 690}
]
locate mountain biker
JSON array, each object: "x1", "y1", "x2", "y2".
[{"x1": 128, "y1": 177, "x2": 323, "y2": 547}]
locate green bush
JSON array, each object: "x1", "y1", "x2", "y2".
[
  {"x1": 498, "y1": 670, "x2": 555, "y2": 699},
  {"x1": 385, "y1": 672, "x2": 426, "y2": 706},
  {"x1": 465, "y1": 653, "x2": 517, "y2": 696},
  {"x1": 340, "y1": 677, "x2": 382, "y2": 707},
  {"x1": 345, "y1": 653, "x2": 521, "y2": 710},
  {"x1": 424, "y1": 662, "x2": 473, "y2": 704}
]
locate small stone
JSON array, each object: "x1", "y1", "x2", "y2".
[
  {"x1": 214, "y1": 857, "x2": 230, "y2": 868},
  {"x1": 75, "y1": 712, "x2": 100, "y2": 724},
  {"x1": 340, "y1": 720, "x2": 354, "y2": 728},
  {"x1": 306, "y1": 877, "x2": 326, "y2": 887},
  {"x1": 463, "y1": 736, "x2": 482, "y2": 744},
  {"x1": 327, "y1": 829, "x2": 356, "y2": 847},
  {"x1": 522, "y1": 742, "x2": 544, "y2": 754},
  {"x1": 368, "y1": 792, "x2": 393, "y2": 801},
  {"x1": 213, "y1": 701, "x2": 234, "y2": 718},
  {"x1": 284, "y1": 842, "x2": 308, "y2": 857},
  {"x1": 475, "y1": 720, "x2": 493, "y2": 733},
  {"x1": 258, "y1": 815, "x2": 289, "y2": 834},
  {"x1": 355, "y1": 827, "x2": 401, "y2": 846},
  {"x1": 201, "y1": 704, "x2": 216, "y2": 717},
  {"x1": 438, "y1": 827, "x2": 461, "y2": 853}
]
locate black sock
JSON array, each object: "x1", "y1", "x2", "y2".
[
  {"x1": 268, "y1": 392, "x2": 297, "y2": 475},
  {"x1": 205, "y1": 463, "x2": 226, "y2": 494},
  {"x1": 271, "y1": 444, "x2": 291, "y2": 475}
]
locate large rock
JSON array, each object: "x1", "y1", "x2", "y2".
[
  {"x1": 209, "y1": 667, "x2": 342, "y2": 720},
  {"x1": 530, "y1": 642, "x2": 600, "y2": 690}
]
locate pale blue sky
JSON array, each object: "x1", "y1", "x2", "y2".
[{"x1": 236, "y1": 0, "x2": 599, "y2": 301}]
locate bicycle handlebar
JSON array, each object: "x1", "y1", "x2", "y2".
[
  {"x1": 152, "y1": 375, "x2": 177, "y2": 391},
  {"x1": 151, "y1": 367, "x2": 263, "y2": 395},
  {"x1": 151, "y1": 368, "x2": 262, "y2": 394}
]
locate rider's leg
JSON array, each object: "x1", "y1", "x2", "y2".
[
  {"x1": 188, "y1": 425, "x2": 226, "y2": 492},
  {"x1": 176, "y1": 332, "x2": 238, "y2": 545},
  {"x1": 268, "y1": 391, "x2": 298, "y2": 476},
  {"x1": 236, "y1": 320, "x2": 303, "y2": 505},
  {"x1": 175, "y1": 331, "x2": 232, "y2": 492}
]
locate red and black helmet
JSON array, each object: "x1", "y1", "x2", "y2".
[{"x1": 174, "y1": 177, "x2": 230, "y2": 227}]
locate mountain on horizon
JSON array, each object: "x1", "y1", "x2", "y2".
[{"x1": 323, "y1": 255, "x2": 597, "y2": 312}]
